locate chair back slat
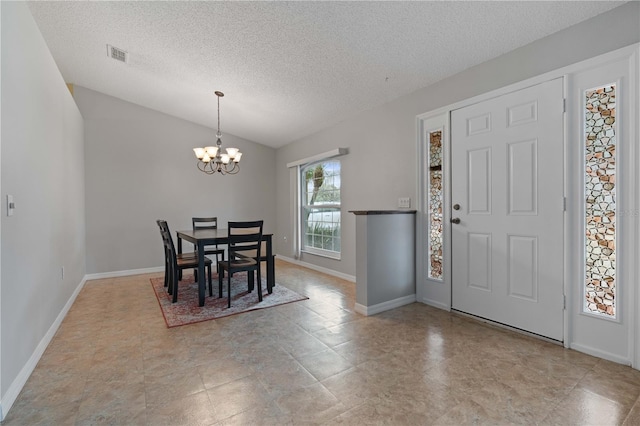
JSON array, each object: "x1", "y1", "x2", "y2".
[
  {"x1": 157, "y1": 219, "x2": 177, "y2": 263},
  {"x1": 228, "y1": 220, "x2": 263, "y2": 259},
  {"x1": 192, "y1": 217, "x2": 219, "y2": 231},
  {"x1": 192, "y1": 216, "x2": 225, "y2": 259}
]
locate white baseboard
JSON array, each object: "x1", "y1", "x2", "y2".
[
  {"x1": 422, "y1": 297, "x2": 451, "y2": 311},
  {"x1": 86, "y1": 258, "x2": 354, "y2": 285},
  {"x1": 570, "y1": 343, "x2": 631, "y2": 366},
  {"x1": 84, "y1": 266, "x2": 164, "y2": 281},
  {"x1": 277, "y1": 255, "x2": 356, "y2": 282},
  {"x1": 354, "y1": 294, "x2": 416, "y2": 316},
  {"x1": 0, "y1": 277, "x2": 87, "y2": 421}
]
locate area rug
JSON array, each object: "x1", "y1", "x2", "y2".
[{"x1": 151, "y1": 273, "x2": 308, "y2": 328}]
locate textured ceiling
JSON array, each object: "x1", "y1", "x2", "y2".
[{"x1": 27, "y1": 1, "x2": 623, "y2": 148}]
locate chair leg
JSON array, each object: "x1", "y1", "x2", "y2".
[
  {"x1": 248, "y1": 271, "x2": 254, "y2": 293},
  {"x1": 218, "y1": 265, "x2": 223, "y2": 298},
  {"x1": 167, "y1": 262, "x2": 174, "y2": 295},
  {"x1": 257, "y1": 268, "x2": 263, "y2": 302},
  {"x1": 163, "y1": 255, "x2": 169, "y2": 288},
  {"x1": 164, "y1": 259, "x2": 170, "y2": 291},
  {"x1": 172, "y1": 267, "x2": 179, "y2": 303},
  {"x1": 208, "y1": 264, "x2": 212, "y2": 297},
  {"x1": 215, "y1": 253, "x2": 222, "y2": 280},
  {"x1": 227, "y1": 271, "x2": 232, "y2": 308}
]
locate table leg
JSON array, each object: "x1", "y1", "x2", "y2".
[
  {"x1": 266, "y1": 235, "x2": 275, "y2": 293},
  {"x1": 197, "y1": 241, "x2": 205, "y2": 306}
]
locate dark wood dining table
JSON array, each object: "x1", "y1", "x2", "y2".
[{"x1": 176, "y1": 229, "x2": 275, "y2": 307}]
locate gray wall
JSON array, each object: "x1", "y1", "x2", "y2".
[
  {"x1": 74, "y1": 87, "x2": 277, "y2": 274},
  {"x1": 275, "y1": 1, "x2": 640, "y2": 277},
  {"x1": 0, "y1": 0, "x2": 637, "y2": 416},
  {"x1": 355, "y1": 213, "x2": 416, "y2": 306},
  {"x1": 1, "y1": 1, "x2": 86, "y2": 404}
]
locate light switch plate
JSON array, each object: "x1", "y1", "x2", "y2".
[
  {"x1": 7, "y1": 195, "x2": 14, "y2": 216},
  {"x1": 398, "y1": 197, "x2": 411, "y2": 208}
]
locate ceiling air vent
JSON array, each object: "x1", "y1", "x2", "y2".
[{"x1": 106, "y1": 44, "x2": 128, "y2": 63}]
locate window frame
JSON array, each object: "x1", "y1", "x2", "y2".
[{"x1": 300, "y1": 159, "x2": 342, "y2": 260}]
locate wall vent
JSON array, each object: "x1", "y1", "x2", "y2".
[{"x1": 106, "y1": 44, "x2": 128, "y2": 63}]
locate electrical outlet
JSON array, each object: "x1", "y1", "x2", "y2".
[
  {"x1": 7, "y1": 195, "x2": 15, "y2": 216},
  {"x1": 398, "y1": 197, "x2": 411, "y2": 208}
]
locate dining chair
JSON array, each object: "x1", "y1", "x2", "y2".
[
  {"x1": 232, "y1": 245, "x2": 275, "y2": 294},
  {"x1": 157, "y1": 220, "x2": 213, "y2": 303},
  {"x1": 217, "y1": 220, "x2": 264, "y2": 308},
  {"x1": 192, "y1": 217, "x2": 226, "y2": 280},
  {"x1": 156, "y1": 219, "x2": 201, "y2": 289}
]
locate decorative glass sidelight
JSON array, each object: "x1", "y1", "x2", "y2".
[
  {"x1": 584, "y1": 84, "x2": 616, "y2": 317},
  {"x1": 428, "y1": 130, "x2": 443, "y2": 280}
]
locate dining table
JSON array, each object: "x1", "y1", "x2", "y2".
[{"x1": 176, "y1": 228, "x2": 275, "y2": 307}]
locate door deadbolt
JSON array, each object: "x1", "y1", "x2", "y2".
[
  {"x1": 453, "y1": 204, "x2": 461, "y2": 210},
  {"x1": 451, "y1": 217, "x2": 461, "y2": 224}
]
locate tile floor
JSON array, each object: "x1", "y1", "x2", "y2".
[{"x1": 3, "y1": 259, "x2": 640, "y2": 425}]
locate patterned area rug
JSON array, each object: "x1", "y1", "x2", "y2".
[{"x1": 151, "y1": 272, "x2": 308, "y2": 328}]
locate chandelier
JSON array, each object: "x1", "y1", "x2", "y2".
[{"x1": 193, "y1": 91, "x2": 242, "y2": 175}]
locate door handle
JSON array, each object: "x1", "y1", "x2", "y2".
[{"x1": 451, "y1": 217, "x2": 461, "y2": 224}]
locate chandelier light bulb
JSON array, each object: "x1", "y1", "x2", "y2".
[{"x1": 193, "y1": 147, "x2": 205, "y2": 159}]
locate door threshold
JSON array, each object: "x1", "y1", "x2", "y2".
[{"x1": 451, "y1": 309, "x2": 563, "y2": 346}]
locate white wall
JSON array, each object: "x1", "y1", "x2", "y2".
[
  {"x1": 1, "y1": 1, "x2": 86, "y2": 418},
  {"x1": 274, "y1": 1, "x2": 640, "y2": 278},
  {"x1": 74, "y1": 87, "x2": 277, "y2": 274}
]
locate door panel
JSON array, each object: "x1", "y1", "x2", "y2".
[
  {"x1": 468, "y1": 233, "x2": 492, "y2": 291},
  {"x1": 451, "y1": 78, "x2": 564, "y2": 341},
  {"x1": 507, "y1": 235, "x2": 538, "y2": 301},
  {"x1": 508, "y1": 139, "x2": 537, "y2": 215},
  {"x1": 468, "y1": 148, "x2": 492, "y2": 214}
]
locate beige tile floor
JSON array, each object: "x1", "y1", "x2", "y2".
[{"x1": 4, "y1": 259, "x2": 640, "y2": 425}]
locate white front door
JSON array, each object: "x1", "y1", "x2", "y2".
[{"x1": 451, "y1": 78, "x2": 564, "y2": 341}]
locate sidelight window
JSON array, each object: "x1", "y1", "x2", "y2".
[
  {"x1": 427, "y1": 130, "x2": 443, "y2": 280},
  {"x1": 584, "y1": 84, "x2": 616, "y2": 317}
]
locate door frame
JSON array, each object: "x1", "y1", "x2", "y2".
[
  {"x1": 565, "y1": 50, "x2": 639, "y2": 365},
  {"x1": 416, "y1": 44, "x2": 639, "y2": 365},
  {"x1": 416, "y1": 112, "x2": 452, "y2": 310}
]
